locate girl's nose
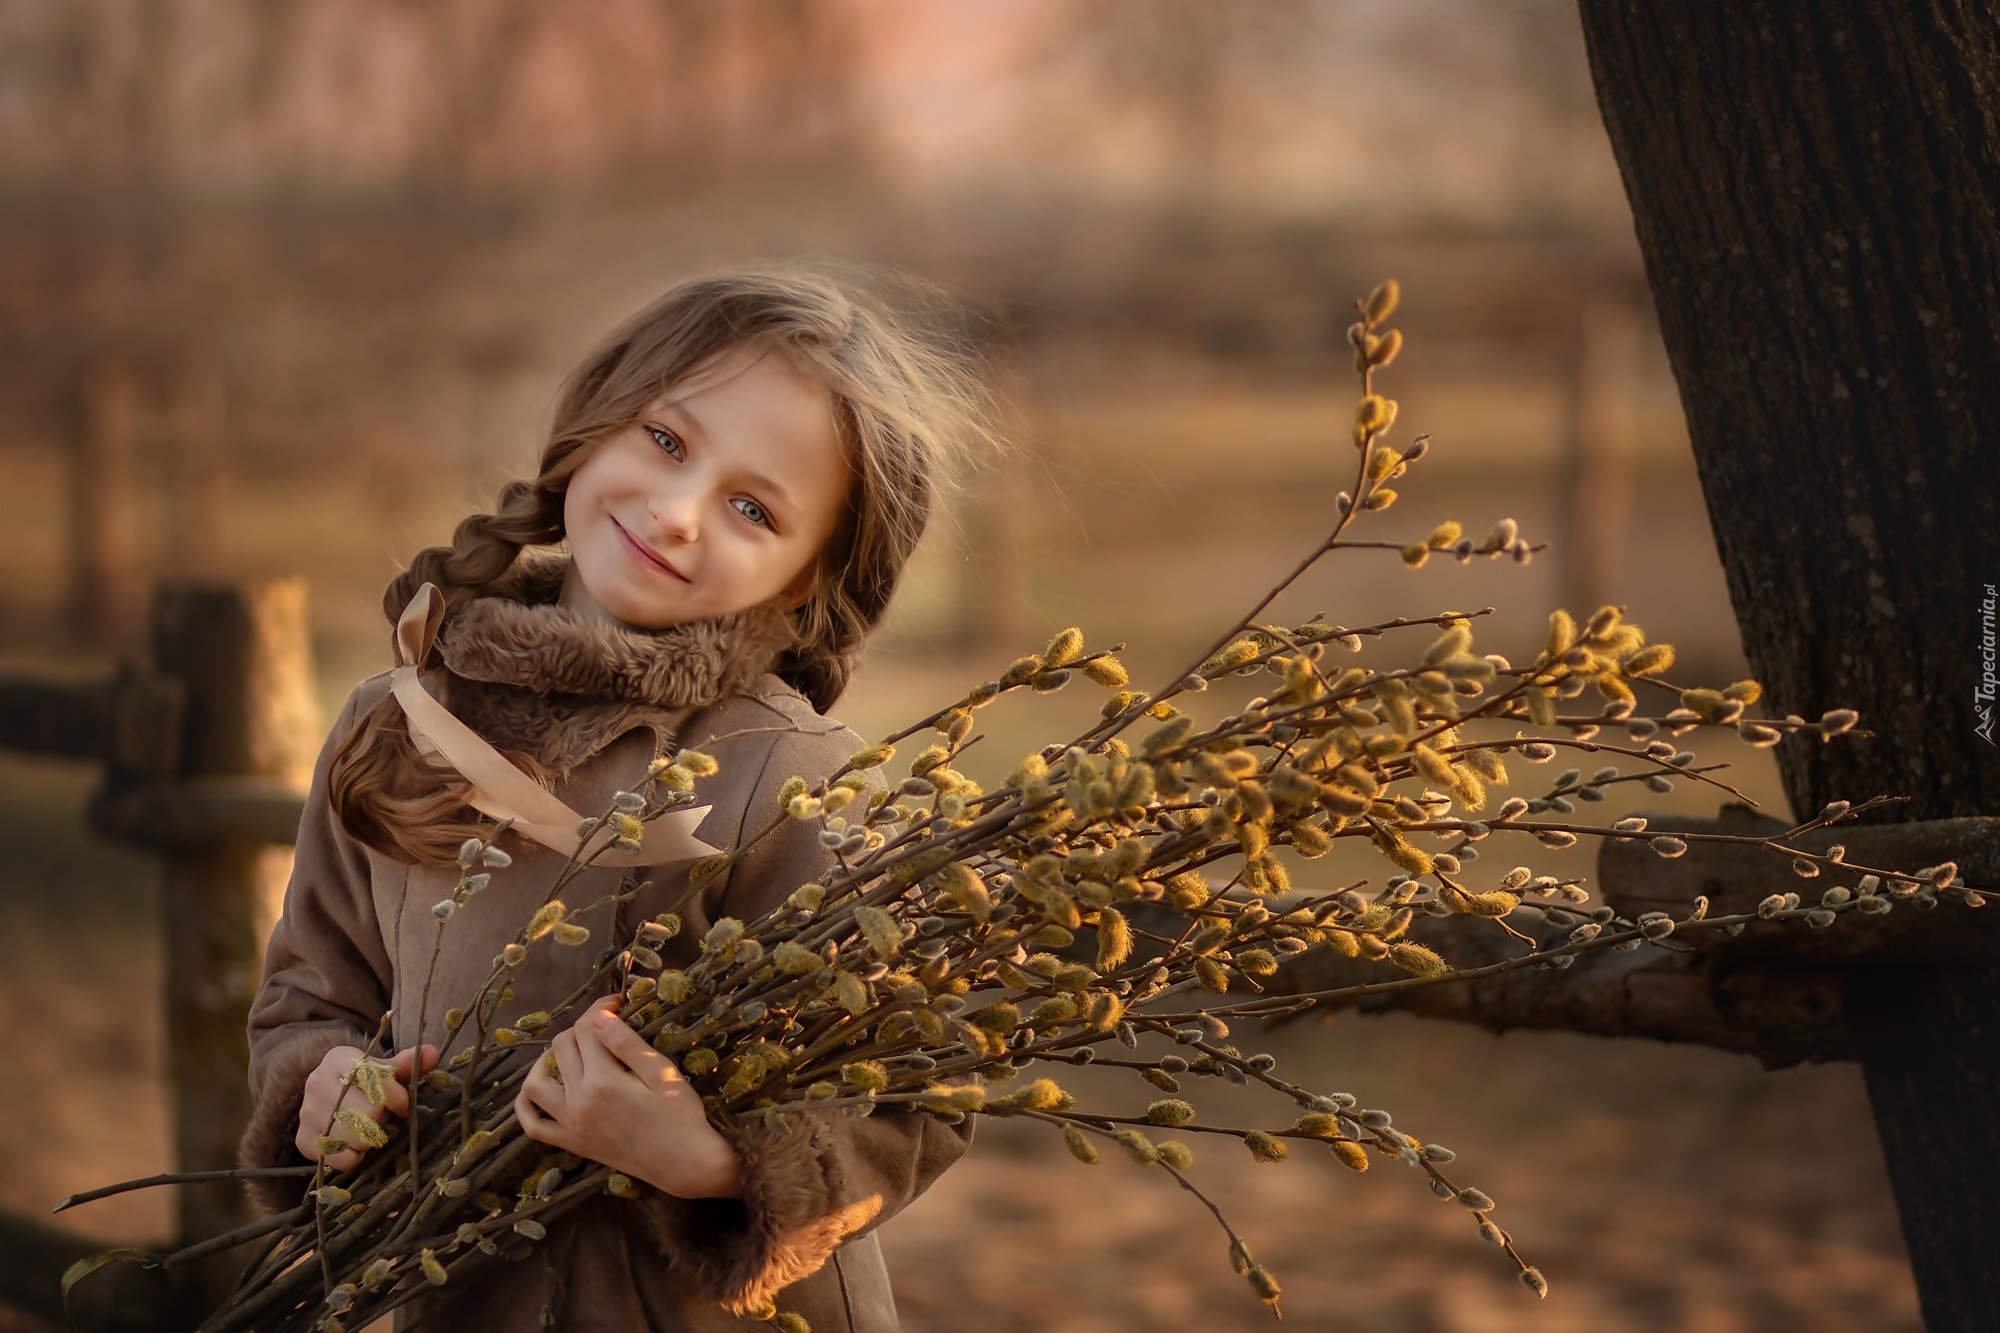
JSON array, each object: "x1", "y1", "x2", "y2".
[{"x1": 648, "y1": 490, "x2": 699, "y2": 544}]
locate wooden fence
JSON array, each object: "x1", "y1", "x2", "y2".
[{"x1": 0, "y1": 579, "x2": 316, "y2": 1329}]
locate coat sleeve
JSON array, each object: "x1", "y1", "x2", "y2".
[
  {"x1": 631, "y1": 698, "x2": 975, "y2": 1315},
  {"x1": 238, "y1": 681, "x2": 399, "y2": 1215}
]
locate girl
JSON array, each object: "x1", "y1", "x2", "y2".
[{"x1": 241, "y1": 270, "x2": 989, "y2": 1331}]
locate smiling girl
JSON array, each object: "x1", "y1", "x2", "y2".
[{"x1": 240, "y1": 271, "x2": 989, "y2": 1331}]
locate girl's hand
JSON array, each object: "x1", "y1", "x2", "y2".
[
  {"x1": 295, "y1": 1044, "x2": 439, "y2": 1171},
  {"x1": 516, "y1": 996, "x2": 743, "y2": 1200}
]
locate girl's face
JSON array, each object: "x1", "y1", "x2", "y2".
[{"x1": 561, "y1": 346, "x2": 849, "y2": 630}]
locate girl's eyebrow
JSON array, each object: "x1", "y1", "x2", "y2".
[
  {"x1": 657, "y1": 399, "x2": 707, "y2": 440},
  {"x1": 658, "y1": 400, "x2": 794, "y2": 510},
  {"x1": 743, "y1": 471, "x2": 794, "y2": 508}
]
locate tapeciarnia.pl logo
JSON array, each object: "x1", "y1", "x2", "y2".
[{"x1": 1978, "y1": 582, "x2": 1998, "y2": 746}]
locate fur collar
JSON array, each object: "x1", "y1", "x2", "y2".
[
  {"x1": 424, "y1": 552, "x2": 801, "y2": 778},
  {"x1": 437, "y1": 595, "x2": 797, "y2": 710}
]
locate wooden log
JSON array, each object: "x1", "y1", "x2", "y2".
[
  {"x1": 88, "y1": 579, "x2": 319, "y2": 1311},
  {"x1": 1268, "y1": 808, "x2": 1998, "y2": 1067},
  {"x1": 1599, "y1": 806, "x2": 2000, "y2": 967},
  {"x1": 1270, "y1": 914, "x2": 1852, "y2": 1070}
]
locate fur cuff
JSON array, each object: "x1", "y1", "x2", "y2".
[
  {"x1": 238, "y1": 1032, "x2": 360, "y2": 1216},
  {"x1": 631, "y1": 1115, "x2": 883, "y2": 1315}
]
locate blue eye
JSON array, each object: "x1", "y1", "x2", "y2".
[
  {"x1": 732, "y1": 498, "x2": 771, "y2": 529},
  {"x1": 646, "y1": 425, "x2": 683, "y2": 459}
]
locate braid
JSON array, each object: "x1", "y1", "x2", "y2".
[
  {"x1": 776, "y1": 616, "x2": 864, "y2": 715},
  {"x1": 327, "y1": 699, "x2": 487, "y2": 864},
  {"x1": 384, "y1": 479, "x2": 564, "y2": 626},
  {"x1": 333, "y1": 476, "x2": 567, "y2": 867}
]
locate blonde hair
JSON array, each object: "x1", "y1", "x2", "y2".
[{"x1": 331, "y1": 266, "x2": 993, "y2": 863}]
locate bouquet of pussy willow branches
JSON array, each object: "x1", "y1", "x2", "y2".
[{"x1": 66, "y1": 281, "x2": 1976, "y2": 1331}]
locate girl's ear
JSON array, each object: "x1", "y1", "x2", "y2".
[{"x1": 778, "y1": 560, "x2": 819, "y2": 611}]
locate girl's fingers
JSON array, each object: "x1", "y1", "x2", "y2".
[
  {"x1": 390, "y1": 1044, "x2": 441, "y2": 1081},
  {"x1": 515, "y1": 1088, "x2": 558, "y2": 1143},
  {"x1": 383, "y1": 1043, "x2": 440, "y2": 1115},
  {"x1": 327, "y1": 1046, "x2": 436, "y2": 1121},
  {"x1": 302, "y1": 1114, "x2": 374, "y2": 1167},
  {"x1": 296, "y1": 1117, "x2": 357, "y2": 1168},
  {"x1": 523, "y1": 1050, "x2": 567, "y2": 1114},
  {"x1": 300, "y1": 1048, "x2": 385, "y2": 1168},
  {"x1": 518, "y1": 1051, "x2": 577, "y2": 1144},
  {"x1": 376, "y1": 1075, "x2": 411, "y2": 1119},
  {"x1": 331, "y1": 1068, "x2": 368, "y2": 1114},
  {"x1": 324, "y1": 1072, "x2": 378, "y2": 1120},
  {"x1": 551, "y1": 1028, "x2": 586, "y2": 1091},
  {"x1": 573, "y1": 1014, "x2": 628, "y2": 1084},
  {"x1": 589, "y1": 1010, "x2": 675, "y2": 1081}
]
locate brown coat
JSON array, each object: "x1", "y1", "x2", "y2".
[{"x1": 241, "y1": 574, "x2": 971, "y2": 1332}]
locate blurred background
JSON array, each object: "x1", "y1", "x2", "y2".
[{"x1": 0, "y1": 2, "x2": 1917, "y2": 1329}]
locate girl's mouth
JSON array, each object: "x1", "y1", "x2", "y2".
[{"x1": 611, "y1": 516, "x2": 691, "y2": 583}]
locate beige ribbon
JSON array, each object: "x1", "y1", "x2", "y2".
[{"x1": 391, "y1": 583, "x2": 717, "y2": 866}]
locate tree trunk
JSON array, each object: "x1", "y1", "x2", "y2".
[{"x1": 1576, "y1": 4, "x2": 2000, "y2": 1328}]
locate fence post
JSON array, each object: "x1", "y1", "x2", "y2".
[{"x1": 92, "y1": 579, "x2": 320, "y2": 1307}]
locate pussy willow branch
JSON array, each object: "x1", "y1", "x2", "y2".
[
  {"x1": 70, "y1": 281, "x2": 1950, "y2": 1333},
  {"x1": 1139, "y1": 314, "x2": 1388, "y2": 714},
  {"x1": 53, "y1": 1167, "x2": 318, "y2": 1214}
]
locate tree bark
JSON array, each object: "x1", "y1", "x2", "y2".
[{"x1": 1577, "y1": 4, "x2": 2000, "y2": 1327}]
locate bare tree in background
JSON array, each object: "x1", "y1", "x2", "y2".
[{"x1": 1058, "y1": 0, "x2": 1313, "y2": 207}]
